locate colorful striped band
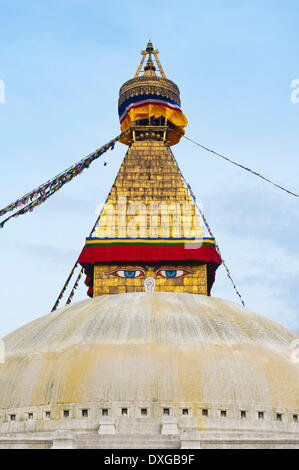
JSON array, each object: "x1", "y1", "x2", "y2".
[
  {"x1": 118, "y1": 93, "x2": 182, "y2": 123},
  {"x1": 85, "y1": 237, "x2": 216, "y2": 247}
]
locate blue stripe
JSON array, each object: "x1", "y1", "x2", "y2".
[{"x1": 118, "y1": 93, "x2": 179, "y2": 118}]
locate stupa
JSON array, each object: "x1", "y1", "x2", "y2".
[{"x1": 0, "y1": 42, "x2": 298, "y2": 449}]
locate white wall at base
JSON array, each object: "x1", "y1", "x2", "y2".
[
  {"x1": 51, "y1": 430, "x2": 76, "y2": 449},
  {"x1": 181, "y1": 430, "x2": 201, "y2": 449},
  {"x1": 161, "y1": 417, "x2": 179, "y2": 435},
  {"x1": 98, "y1": 416, "x2": 116, "y2": 435},
  {"x1": 1, "y1": 430, "x2": 299, "y2": 449}
]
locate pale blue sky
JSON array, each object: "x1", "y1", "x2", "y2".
[{"x1": 0, "y1": 0, "x2": 298, "y2": 336}]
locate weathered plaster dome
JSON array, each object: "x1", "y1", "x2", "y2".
[{"x1": 1, "y1": 293, "x2": 299, "y2": 435}]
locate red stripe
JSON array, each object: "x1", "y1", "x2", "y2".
[{"x1": 78, "y1": 245, "x2": 221, "y2": 265}]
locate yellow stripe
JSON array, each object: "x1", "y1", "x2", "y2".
[
  {"x1": 85, "y1": 238, "x2": 215, "y2": 245},
  {"x1": 119, "y1": 103, "x2": 188, "y2": 146}
]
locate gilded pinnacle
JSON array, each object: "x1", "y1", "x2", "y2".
[{"x1": 134, "y1": 40, "x2": 167, "y2": 79}]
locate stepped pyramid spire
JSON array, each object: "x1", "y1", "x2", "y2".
[
  {"x1": 79, "y1": 43, "x2": 221, "y2": 297},
  {"x1": 95, "y1": 142, "x2": 203, "y2": 240}
]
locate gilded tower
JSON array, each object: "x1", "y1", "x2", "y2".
[{"x1": 79, "y1": 42, "x2": 221, "y2": 297}]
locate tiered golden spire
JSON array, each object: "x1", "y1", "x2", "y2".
[
  {"x1": 79, "y1": 41, "x2": 221, "y2": 299},
  {"x1": 93, "y1": 140, "x2": 207, "y2": 297},
  {"x1": 119, "y1": 41, "x2": 186, "y2": 146},
  {"x1": 134, "y1": 40, "x2": 167, "y2": 78}
]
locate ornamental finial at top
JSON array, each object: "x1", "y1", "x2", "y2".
[
  {"x1": 119, "y1": 41, "x2": 187, "y2": 146},
  {"x1": 134, "y1": 40, "x2": 167, "y2": 79}
]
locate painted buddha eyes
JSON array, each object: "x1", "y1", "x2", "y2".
[
  {"x1": 110, "y1": 270, "x2": 144, "y2": 278},
  {"x1": 107, "y1": 269, "x2": 191, "y2": 278},
  {"x1": 157, "y1": 270, "x2": 190, "y2": 278}
]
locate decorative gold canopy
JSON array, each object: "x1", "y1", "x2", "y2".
[{"x1": 118, "y1": 41, "x2": 188, "y2": 146}]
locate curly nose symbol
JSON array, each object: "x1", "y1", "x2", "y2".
[{"x1": 144, "y1": 276, "x2": 156, "y2": 292}]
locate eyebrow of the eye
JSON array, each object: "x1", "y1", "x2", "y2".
[
  {"x1": 153, "y1": 264, "x2": 164, "y2": 272},
  {"x1": 138, "y1": 265, "x2": 148, "y2": 272},
  {"x1": 158, "y1": 269, "x2": 193, "y2": 274},
  {"x1": 105, "y1": 269, "x2": 126, "y2": 275},
  {"x1": 155, "y1": 267, "x2": 179, "y2": 272}
]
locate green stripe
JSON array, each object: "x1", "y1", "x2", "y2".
[{"x1": 85, "y1": 241, "x2": 215, "y2": 247}]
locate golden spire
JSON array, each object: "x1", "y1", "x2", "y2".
[
  {"x1": 135, "y1": 40, "x2": 167, "y2": 79},
  {"x1": 144, "y1": 55, "x2": 156, "y2": 76},
  {"x1": 119, "y1": 41, "x2": 187, "y2": 146},
  {"x1": 78, "y1": 41, "x2": 219, "y2": 300}
]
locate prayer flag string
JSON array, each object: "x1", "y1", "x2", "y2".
[
  {"x1": 0, "y1": 130, "x2": 128, "y2": 228},
  {"x1": 0, "y1": 184, "x2": 64, "y2": 229},
  {"x1": 51, "y1": 210, "x2": 103, "y2": 311},
  {"x1": 65, "y1": 269, "x2": 83, "y2": 306},
  {"x1": 52, "y1": 145, "x2": 132, "y2": 310},
  {"x1": 168, "y1": 145, "x2": 245, "y2": 308},
  {"x1": 182, "y1": 134, "x2": 298, "y2": 198}
]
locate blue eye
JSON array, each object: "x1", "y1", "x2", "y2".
[
  {"x1": 165, "y1": 270, "x2": 177, "y2": 278},
  {"x1": 124, "y1": 270, "x2": 136, "y2": 278},
  {"x1": 157, "y1": 270, "x2": 191, "y2": 278},
  {"x1": 107, "y1": 270, "x2": 144, "y2": 278}
]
